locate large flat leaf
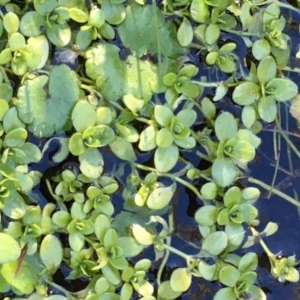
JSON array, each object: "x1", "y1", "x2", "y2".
[
  {"x1": 17, "y1": 65, "x2": 80, "y2": 137},
  {"x1": 85, "y1": 43, "x2": 171, "y2": 101},
  {"x1": 118, "y1": 4, "x2": 182, "y2": 58}
]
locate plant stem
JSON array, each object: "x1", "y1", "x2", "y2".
[
  {"x1": 78, "y1": 76, "x2": 94, "y2": 84},
  {"x1": 45, "y1": 279, "x2": 75, "y2": 300},
  {"x1": 248, "y1": 177, "x2": 300, "y2": 208},
  {"x1": 162, "y1": 243, "x2": 192, "y2": 262},
  {"x1": 275, "y1": 119, "x2": 300, "y2": 160},
  {"x1": 45, "y1": 179, "x2": 68, "y2": 211},
  {"x1": 0, "y1": 66, "x2": 10, "y2": 84},
  {"x1": 250, "y1": 226, "x2": 276, "y2": 260},
  {"x1": 133, "y1": 163, "x2": 206, "y2": 203},
  {"x1": 157, "y1": 213, "x2": 173, "y2": 285}
]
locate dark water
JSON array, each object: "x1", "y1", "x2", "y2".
[{"x1": 2, "y1": 4, "x2": 300, "y2": 300}]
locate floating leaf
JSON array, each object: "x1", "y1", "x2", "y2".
[
  {"x1": 85, "y1": 43, "x2": 170, "y2": 102},
  {"x1": 212, "y1": 159, "x2": 236, "y2": 187},
  {"x1": 154, "y1": 144, "x2": 179, "y2": 173},
  {"x1": 40, "y1": 234, "x2": 63, "y2": 272},
  {"x1": 177, "y1": 17, "x2": 193, "y2": 47},
  {"x1": 147, "y1": 182, "x2": 176, "y2": 210},
  {"x1": 215, "y1": 112, "x2": 238, "y2": 141},
  {"x1": 109, "y1": 137, "x2": 136, "y2": 162},
  {"x1": 17, "y1": 65, "x2": 80, "y2": 137},
  {"x1": 202, "y1": 231, "x2": 228, "y2": 256},
  {"x1": 118, "y1": 4, "x2": 181, "y2": 57},
  {"x1": 0, "y1": 233, "x2": 21, "y2": 264},
  {"x1": 170, "y1": 268, "x2": 191, "y2": 292},
  {"x1": 79, "y1": 148, "x2": 104, "y2": 179}
]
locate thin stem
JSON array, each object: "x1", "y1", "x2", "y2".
[
  {"x1": 248, "y1": 177, "x2": 300, "y2": 208},
  {"x1": 250, "y1": 227, "x2": 276, "y2": 260},
  {"x1": 259, "y1": 0, "x2": 300, "y2": 14},
  {"x1": 157, "y1": 213, "x2": 173, "y2": 285},
  {"x1": 45, "y1": 279, "x2": 74, "y2": 300},
  {"x1": 133, "y1": 163, "x2": 205, "y2": 202},
  {"x1": 222, "y1": 28, "x2": 262, "y2": 38},
  {"x1": 45, "y1": 179, "x2": 68, "y2": 211},
  {"x1": 195, "y1": 150, "x2": 213, "y2": 162},
  {"x1": 275, "y1": 120, "x2": 300, "y2": 160},
  {"x1": 162, "y1": 243, "x2": 192, "y2": 262},
  {"x1": 78, "y1": 76, "x2": 95, "y2": 84},
  {"x1": 0, "y1": 66, "x2": 10, "y2": 84}
]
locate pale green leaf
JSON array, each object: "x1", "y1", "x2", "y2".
[{"x1": 17, "y1": 65, "x2": 80, "y2": 137}]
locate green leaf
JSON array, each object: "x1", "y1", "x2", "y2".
[
  {"x1": 219, "y1": 265, "x2": 240, "y2": 287},
  {"x1": 177, "y1": 17, "x2": 193, "y2": 47},
  {"x1": 170, "y1": 268, "x2": 191, "y2": 292},
  {"x1": 0, "y1": 233, "x2": 21, "y2": 264},
  {"x1": 265, "y1": 78, "x2": 298, "y2": 102},
  {"x1": 242, "y1": 105, "x2": 256, "y2": 128},
  {"x1": 155, "y1": 105, "x2": 173, "y2": 126},
  {"x1": 252, "y1": 38, "x2": 271, "y2": 60},
  {"x1": 224, "y1": 139, "x2": 256, "y2": 163},
  {"x1": 158, "y1": 281, "x2": 182, "y2": 299},
  {"x1": 17, "y1": 65, "x2": 80, "y2": 137},
  {"x1": 233, "y1": 82, "x2": 260, "y2": 106},
  {"x1": 214, "y1": 287, "x2": 236, "y2": 300},
  {"x1": 147, "y1": 182, "x2": 176, "y2": 210},
  {"x1": 139, "y1": 126, "x2": 157, "y2": 151},
  {"x1": 46, "y1": 22, "x2": 71, "y2": 47},
  {"x1": 34, "y1": 0, "x2": 58, "y2": 16},
  {"x1": 117, "y1": 237, "x2": 143, "y2": 257},
  {"x1": 72, "y1": 101, "x2": 96, "y2": 132},
  {"x1": 215, "y1": 112, "x2": 237, "y2": 141},
  {"x1": 79, "y1": 148, "x2": 104, "y2": 179},
  {"x1": 258, "y1": 95, "x2": 277, "y2": 122},
  {"x1": 4, "y1": 128, "x2": 27, "y2": 148},
  {"x1": 40, "y1": 234, "x2": 63, "y2": 272},
  {"x1": 224, "y1": 186, "x2": 242, "y2": 208},
  {"x1": 238, "y1": 253, "x2": 258, "y2": 273},
  {"x1": 83, "y1": 125, "x2": 115, "y2": 147},
  {"x1": 198, "y1": 261, "x2": 217, "y2": 280},
  {"x1": 20, "y1": 11, "x2": 45, "y2": 37},
  {"x1": 95, "y1": 277, "x2": 110, "y2": 295},
  {"x1": 3, "y1": 12, "x2": 19, "y2": 34},
  {"x1": 257, "y1": 55, "x2": 276, "y2": 84},
  {"x1": 68, "y1": 7, "x2": 89, "y2": 23},
  {"x1": 195, "y1": 205, "x2": 219, "y2": 226},
  {"x1": 205, "y1": 23, "x2": 220, "y2": 45},
  {"x1": 202, "y1": 231, "x2": 228, "y2": 256},
  {"x1": 85, "y1": 43, "x2": 168, "y2": 102},
  {"x1": 212, "y1": 159, "x2": 236, "y2": 187},
  {"x1": 156, "y1": 128, "x2": 173, "y2": 148},
  {"x1": 95, "y1": 214, "x2": 111, "y2": 243},
  {"x1": 2, "y1": 190, "x2": 27, "y2": 219},
  {"x1": 0, "y1": 49, "x2": 12, "y2": 65},
  {"x1": 131, "y1": 224, "x2": 155, "y2": 246},
  {"x1": 102, "y1": 0, "x2": 126, "y2": 25},
  {"x1": 190, "y1": 0, "x2": 209, "y2": 23},
  {"x1": 69, "y1": 232, "x2": 85, "y2": 251},
  {"x1": 154, "y1": 144, "x2": 179, "y2": 173},
  {"x1": 69, "y1": 133, "x2": 85, "y2": 156},
  {"x1": 118, "y1": 5, "x2": 180, "y2": 58},
  {"x1": 109, "y1": 137, "x2": 136, "y2": 162},
  {"x1": 260, "y1": 222, "x2": 278, "y2": 237}
]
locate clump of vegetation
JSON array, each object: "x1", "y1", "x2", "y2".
[{"x1": 0, "y1": 0, "x2": 300, "y2": 299}]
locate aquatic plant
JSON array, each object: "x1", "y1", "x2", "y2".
[{"x1": 0, "y1": 0, "x2": 300, "y2": 299}]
